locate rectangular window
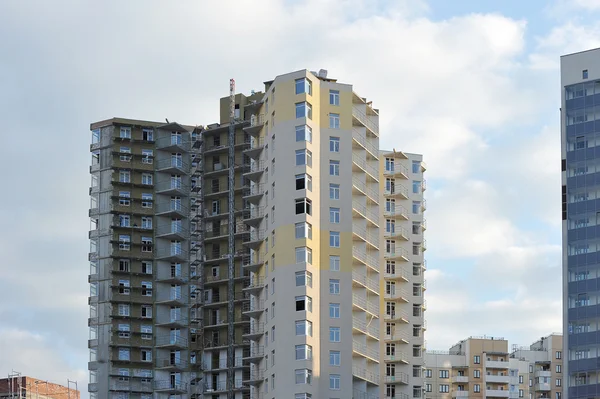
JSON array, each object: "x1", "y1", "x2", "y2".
[
  {"x1": 412, "y1": 160, "x2": 420, "y2": 173},
  {"x1": 295, "y1": 320, "x2": 313, "y2": 336},
  {"x1": 583, "y1": 69, "x2": 589, "y2": 79},
  {"x1": 118, "y1": 280, "x2": 130, "y2": 295},
  {"x1": 519, "y1": 389, "x2": 524, "y2": 398},
  {"x1": 330, "y1": 90, "x2": 340, "y2": 106},
  {"x1": 295, "y1": 295, "x2": 312, "y2": 312},
  {"x1": 329, "y1": 160, "x2": 340, "y2": 176},
  {"x1": 330, "y1": 350, "x2": 340, "y2": 366},
  {"x1": 142, "y1": 128, "x2": 153, "y2": 141},
  {"x1": 439, "y1": 385, "x2": 449, "y2": 393},
  {"x1": 474, "y1": 384, "x2": 481, "y2": 393},
  {"x1": 119, "y1": 214, "x2": 130, "y2": 227},
  {"x1": 474, "y1": 370, "x2": 480, "y2": 378},
  {"x1": 474, "y1": 355, "x2": 480, "y2": 364},
  {"x1": 329, "y1": 303, "x2": 340, "y2": 318},
  {"x1": 519, "y1": 375, "x2": 524, "y2": 383},
  {"x1": 118, "y1": 304, "x2": 130, "y2": 316},
  {"x1": 141, "y1": 305, "x2": 152, "y2": 318},
  {"x1": 295, "y1": 78, "x2": 312, "y2": 95},
  {"x1": 118, "y1": 191, "x2": 130, "y2": 206},
  {"x1": 142, "y1": 173, "x2": 153, "y2": 185},
  {"x1": 329, "y1": 374, "x2": 340, "y2": 390},
  {"x1": 295, "y1": 222, "x2": 312, "y2": 239},
  {"x1": 330, "y1": 207, "x2": 340, "y2": 223},
  {"x1": 91, "y1": 128, "x2": 100, "y2": 144},
  {"x1": 295, "y1": 369, "x2": 312, "y2": 385},
  {"x1": 330, "y1": 136, "x2": 340, "y2": 152},
  {"x1": 330, "y1": 255, "x2": 340, "y2": 271},
  {"x1": 556, "y1": 351, "x2": 562, "y2": 359},
  {"x1": 118, "y1": 348, "x2": 130, "y2": 361},
  {"x1": 329, "y1": 279, "x2": 340, "y2": 295},
  {"x1": 295, "y1": 102, "x2": 312, "y2": 119},
  {"x1": 425, "y1": 369, "x2": 432, "y2": 378},
  {"x1": 556, "y1": 365, "x2": 561, "y2": 373},
  {"x1": 330, "y1": 184, "x2": 340, "y2": 199},
  {"x1": 118, "y1": 235, "x2": 130, "y2": 250},
  {"x1": 440, "y1": 370, "x2": 449, "y2": 378},
  {"x1": 295, "y1": 149, "x2": 312, "y2": 167},
  {"x1": 120, "y1": 127, "x2": 131, "y2": 139},
  {"x1": 329, "y1": 113, "x2": 340, "y2": 129},
  {"x1": 329, "y1": 327, "x2": 340, "y2": 342},
  {"x1": 141, "y1": 193, "x2": 153, "y2": 208},
  {"x1": 556, "y1": 379, "x2": 562, "y2": 387},
  {"x1": 295, "y1": 173, "x2": 312, "y2": 191},
  {"x1": 295, "y1": 125, "x2": 312, "y2": 143},
  {"x1": 119, "y1": 171, "x2": 130, "y2": 183},
  {"x1": 141, "y1": 216, "x2": 152, "y2": 229},
  {"x1": 329, "y1": 231, "x2": 340, "y2": 247},
  {"x1": 295, "y1": 198, "x2": 312, "y2": 215},
  {"x1": 295, "y1": 344, "x2": 312, "y2": 360},
  {"x1": 426, "y1": 384, "x2": 432, "y2": 392},
  {"x1": 412, "y1": 201, "x2": 421, "y2": 214},
  {"x1": 142, "y1": 261, "x2": 152, "y2": 274},
  {"x1": 295, "y1": 270, "x2": 313, "y2": 286},
  {"x1": 413, "y1": 181, "x2": 421, "y2": 193}
]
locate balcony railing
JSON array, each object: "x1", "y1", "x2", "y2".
[
  {"x1": 353, "y1": 340, "x2": 380, "y2": 360},
  {"x1": 352, "y1": 176, "x2": 380, "y2": 203},
  {"x1": 352, "y1": 247, "x2": 379, "y2": 270},
  {"x1": 353, "y1": 294, "x2": 380, "y2": 315},
  {"x1": 352, "y1": 200, "x2": 379, "y2": 224},
  {"x1": 352, "y1": 365, "x2": 380, "y2": 385},
  {"x1": 352, "y1": 154, "x2": 379, "y2": 180},
  {"x1": 352, "y1": 270, "x2": 379, "y2": 292},
  {"x1": 353, "y1": 128, "x2": 379, "y2": 158},
  {"x1": 352, "y1": 317, "x2": 379, "y2": 337},
  {"x1": 352, "y1": 106, "x2": 379, "y2": 135}
]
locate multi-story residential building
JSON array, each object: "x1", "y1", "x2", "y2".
[
  {"x1": 425, "y1": 337, "x2": 530, "y2": 399},
  {"x1": 380, "y1": 151, "x2": 427, "y2": 399},
  {"x1": 87, "y1": 69, "x2": 426, "y2": 399},
  {"x1": 560, "y1": 48, "x2": 600, "y2": 399},
  {"x1": 511, "y1": 334, "x2": 563, "y2": 399},
  {"x1": 0, "y1": 376, "x2": 80, "y2": 398}
]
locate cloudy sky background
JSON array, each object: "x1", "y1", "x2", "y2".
[{"x1": 1, "y1": 0, "x2": 599, "y2": 394}]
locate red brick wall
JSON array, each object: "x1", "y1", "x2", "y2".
[{"x1": 0, "y1": 377, "x2": 80, "y2": 399}]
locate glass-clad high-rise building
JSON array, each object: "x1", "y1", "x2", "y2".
[{"x1": 561, "y1": 48, "x2": 600, "y2": 399}]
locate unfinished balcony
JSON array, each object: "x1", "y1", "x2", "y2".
[
  {"x1": 243, "y1": 277, "x2": 265, "y2": 295},
  {"x1": 156, "y1": 247, "x2": 188, "y2": 262},
  {"x1": 243, "y1": 345, "x2": 264, "y2": 363},
  {"x1": 155, "y1": 314, "x2": 188, "y2": 328},
  {"x1": 155, "y1": 357, "x2": 188, "y2": 371},
  {"x1": 156, "y1": 223, "x2": 188, "y2": 240},
  {"x1": 153, "y1": 380, "x2": 188, "y2": 394},
  {"x1": 243, "y1": 160, "x2": 265, "y2": 181},
  {"x1": 242, "y1": 207, "x2": 264, "y2": 227},
  {"x1": 243, "y1": 370, "x2": 264, "y2": 386},
  {"x1": 243, "y1": 229, "x2": 265, "y2": 249},
  {"x1": 242, "y1": 300, "x2": 265, "y2": 318},
  {"x1": 242, "y1": 254, "x2": 264, "y2": 273},
  {"x1": 155, "y1": 201, "x2": 188, "y2": 218},
  {"x1": 155, "y1": 180, "x2": 190, "y2": 196},
  {"x1": 243, "y1": 136, "x2": 265, "y2": 158},
  {"x1": 155, "y1": 335, "x2": 188, "y2": 349},
  {"x1": 155, "y1": 134, "x2": 191, "y2": 152},
  {"x1": 243, "y1": 183, "x2": 264, "y2": 204},
  {"x1": 156, "y1": 157, "x2": 189, "y2": 174},
  {"x1": 243, "y1": 322, "x2": 265, "y2": 340},
  {"x1": 243, "y1": 114, "x2": 265, "y2": 136}
]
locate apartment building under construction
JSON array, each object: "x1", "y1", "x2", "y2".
[{"x1": 87, "y1": 69, "x2": 426, "y2": 399}]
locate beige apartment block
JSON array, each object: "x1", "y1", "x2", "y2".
[
  {"x1": 510, "y1": 334, "x2": 563, "y2": 399},
  {"x1": 380, "y1": 151, "x2": 427, "y2": 399},
  {"x1": 87, "y1": 69, "x2": 426, "y2": 399},
  {"x1": 425, "y1": 337, "x2": 530, "y2": 399}
]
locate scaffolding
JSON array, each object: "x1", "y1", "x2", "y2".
[{"x1": 227, "y1": 78, "x2": 236, "y2": 399}]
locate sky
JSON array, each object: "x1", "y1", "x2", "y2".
[{"x1": 1, "y1": 0, "x2": 600, "y2": 395}]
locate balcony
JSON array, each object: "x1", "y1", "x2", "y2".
[
  {"x1": 155, "y1": 134, "x2": 191, "y2": 152},
  {"x1": 534, "y1": 370, "x2": 551, "y2": 379},
  {"x1": 243, "y1": 323, "x2": 264, "y2": 340},
  {"x1": 353, "y1": 223, "x2": 380, "y2": 249},
  {"x1": 243, "y1": 229, "x2": 265, "y2": 249},
  {"x1": 352, "y1": 270, "x2": 379, "y2": 293},
  {"x1": 352, "y1": 247, "x2": 379, "y2": 271},
  {"x1": 384, "y1": 268, "x2": 409, "y2": 282},
  {"x1": 243, "y1": 183, "x2": 264, "y2": 204},
  {"x1": 353, "y1": 294, "x2": 380, "y2": 316},
  {"x1": 383, "y1": 163, "x2": 409, "y2": 180},
  {"x1": 384, "y1": 372, "x2": 409, "y2": 384},
  {"x1": 352, "y1": 176, "x2": 380, "y2": 203},
  {"x1": 384, "y1": 184, "x2": 409, "y2": 199},
  {"x1": 155, "y1": 357, "x2": 188, "y2": 371},
  {"x1": 242, "y1": 300, "x2": 265, "y2": 318},
  {"x1": 486, "y1": 360, "x2": 510, "y2": 369},
  {"x1": 384, "y1": 310, "x2": 409, "y2": 324},
  {"x1": 486, "y1": 390, "x2": 510, "y2": 398},
  {"x1": 352, "y1": 317, "x2": 380, "y2": 339},
  {"x1": 155, "y1": 201, "x2": 188, "y2": 217},
  {"x1": 244, "y1": 136, "x2": 265, "y2": 158},
  {"x1": 243, "y1": 160, "x2": 265, "y2": 181},
  {"x1": 243, "y1": 370, "x2": 264, "y2": 385},
  {"x1": 452, "y1": 376, "x2": 469, "y2": 383},
  {"x1": 384, "y1": 226, "x2": 409, "y2": 241},
  {"x1": 352, "y1": 365, "x2": 380, "y2": 385},
  {"x1": 156, "y1": 291, "x2": 185, "y2": 306},
  {"x1": 156, "y1": 247, "x2": 188, "y2": 262},
  {"x1": 486, "y1": 375, "x2": 510, "y2": 384},
  {"x1": 155, "y1": 180, "x2": 189, "y2": 195},
  {"x1": 242, "y1": 207, "x2": 264, "y2": 226},
  {"x1": 383, "y1": 205, "x2": 409, "y2": 220},
  {"x1": 155, "y1": 315, "x2": 188, "y2": 327},
  {"x1": 352, "y1": 154, "x2": 379, "y2": 181},
  {"x1": 384, "y1": 248, "x2": 409, "y2": 262},
  {"x1": 153, "y1": 380, "x2": 188, "y2": 393},
  {"x1": 243, "y1": 277, "x2": 265, "y2": 294},
  {"x1": 156, "y1": 335, "x2": 188, "y2": 349},
  {"x1": 384, "y1": 288, "x2": 410, "y2": 303},
  {"x1": 156, "y1": 158, "x2": 189, "y2": 174},
  {"x1": 353, "y1": 340, "x2": 380, "y2": 361},
  {"x1": 352, "y1": 200, "x2": 379, "y2": 226},
  {"x1": 352, "y1": 105, "x2": 379, "y2": 136},
  {"x1": 452, "y1": 392, "x2": 470, "y2": 398},
  {"x1": 384, "y1": 351, "x2": 409, "y2": 364},
  {"x1": 156, "y1": 224, "x2": 188, "y2": 240},
  {"x1": 243, "y1": 346, "x2": 264, "y2": 363},
  {"x1": 352, "y1": 128, "x2": 379, "y2": 159},
  {"x1": 242, "y1": 254, "x2": 264, "y2": 273},
  {"x1": 534, "y1": 383, "x2": 551, "y2": 392},
  {"x1": 243, "y1": 114, "x2": 265, "y2": 135},
  {"x1": 384, "y1": 330, "x2": 410, "y2": 344}
]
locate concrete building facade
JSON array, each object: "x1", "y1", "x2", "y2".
[
  {"x1": 511, "y1": 334, "x2": 563, "y2": 399},
  {"x1": 87, "y1": 69, "x2": 426, "y2": 399},
  {"x1": 560, "y1": 48, "x2": 600, "y2": 399}
]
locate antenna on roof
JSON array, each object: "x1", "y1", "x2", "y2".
[{"x1": 165, "y1": 118, "x2": 169, "y2": 123}]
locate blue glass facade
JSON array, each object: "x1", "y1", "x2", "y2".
[{"x1": 565, "y1": 80, "x2": 600, "y2": 398}]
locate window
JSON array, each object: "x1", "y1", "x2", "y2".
[
  {"x1": 271, "y1": 325, "x2": 276, "y2": 341},
  {"x1": 474, "y1": 369, "x2": 480, "y2": 378},
  {"x1": 474, "y1": 355, "x2": 480, "y2": 364},
  {"x1": 425, "y1": 369, "x2": 432, "y2": 378},
  {"x1": 118, "y1": 259, "x2": 130, "y2": 272},
  {"x1": 120, "y1": 147, "x2": 131, "y2": 162},
  {"x1": 141, "y1": 217, "x2": 152, "y2": 229},
  {"x1": 295, "y1": 394, "x2": 311, "y2": 399},
  {"x1": 329, "y1": 136, "x2": 340, "y2": 152},
  {"x1": 519, "y1": 375, "x2": 524, "y2": 383},
  {"x1": 295, "y1": 149, "x2": 312, "y2": 167},
  {"x1": 119, "y1": 214, "x2": 130, "y2": 227},
  {"x1": 295, "y1": 198, "x2": 312, "y2": 215},
  {"x1": 120, "y1": 127, "x2": 131, "y2": 139},
  {"x1": 556, "y1": 351, "x2": 562, "y2": 359},
  {"x1": 141, "y1": 237, "x2": 152, "y2": 252},
  {"x1": 141, "y1": 305, "x2": 152, "y2": 318},
  {"x1": 118, "y1": 235, "x2": 130, "y2": 250},
  {"x1": 142, "y1": 261, "x2": 152, "y2": 274},
  {"x1": 118, "y1": 304, "x2": 130, "y2": 316},
  {"x1": 519, "y1": 389, "x2": 524, "y2": 398},
  {"x1": 329, "y1": 374, "x2": 340, "y2": 390},
  {"x1": 142, "y1": 128, "x2": 153, "y2": 141},
  {"x1": 330, "y1": 255, "x2": 340, "y2": 271},
  {"x1": 426, "y1": 384, "x2": 432, "y2": 392},
  {"x1": 295, "y1": 174, "x2": 312, "y2": 191},
  {"x1": 141, "y1": 193, "x2": 153, "y2": 208},
  {"x1": 556, "y1": 378, "x2": 562, "y2": 387},
  {"x1": 295, "y1": 78, "x2": 312, "y2": 95},
  {"x1": 329, "y1": 160, "x2": 340, "y2": 176},
  {"x1": 91, "y1": 128, "x2": 100, "y2": 144},
  {"x1": 439, "y1": 385, "x2": 449, "y2": 393},
  {"x1": 413, "y1": 181, "x2": 421, "y2": 193},
  {"x1": 330, "y1": 350, "x2": 340, "y2": 366},
  {"x1": 330, "y1": 89, "x2": 340, "y2": 106},
  {"x1": 295, "y1": 270, "x2": 313, "y2": 286},
  {"x1": 329, "y1": 207, "x2": 340, "y2": 223},
  {"x1": 329, "y1": 113, "x2": 340, "y2": 129},
  {"x1": 118, "y1": 348, "x2": 130, "y2": 361},
  {"x1": 412, "y1": 160, "x2": 420, "y2": 173},
  {"x1": 330, "y1": 327, "x2": 340, "y2": 342},
  {"x1": 119, "y1": 170, "x2": 130, "y2": 183},
  {"x1": 329, "y1": 303, "x2": 340, "y2": 318},
  {"x1": 295, "y1": 222, "x2": 312, "y2": 239},
  {"x1": 118, "y1": 280, "x2": 130, "y2": 295},
  {"x1": 440, "y1": 370, "x2": 449, "y2": 378},
  {"x1": 295, "y1": 295, "x2": 312, "y2": 312},
  {"x1": 412, "y1": 201, "x2": 421, "y2": 214},
  {"x1": 329, "y1": 231, "x2": 340, "y2": 247},
  {"x1": 295, "y1": 320, "x2": 313, "y2": 336},
  {"x1": 118, "y1": 191, "x2": 130, "y2": 206},
  {"x1": 556, "y1": 365, "x2": 561, "y2": 373},
  {"x1": 142, "y1": 173, "x2": 153, "y2": 185},
  {"x1": 295, "y1": 344, "x2": 312, "y2": 360},
  {"x1": 142, "y1": 282, "x2": 152, "y2": 296},
  {"x1": 329, "y1": 279, "x2": 340, "y2": 294},
  {"x1": 141, "y1": 349, "x2": 152, "y2": 362},
  {"x1": 295, "y1": 247, "x2": 313, "y2": 264},
  {"x1": 295, "y1": 102, "x2": 312, "y2": 119},
  {"x1": 330, "y1": 184, "x2": 340, "y2": 199},
  {"x1": 474, "y1": 384, "x2": 481, "y2": 393},
  {"x1": 583, "y1": 69, "x2": 589, "y2": 79},
  {"x1": 295, "y1": 125, "x2": 312, "y2": 142},
  {"x1": 295, "y1": 368, "x2": 312, "y2": 384}
]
